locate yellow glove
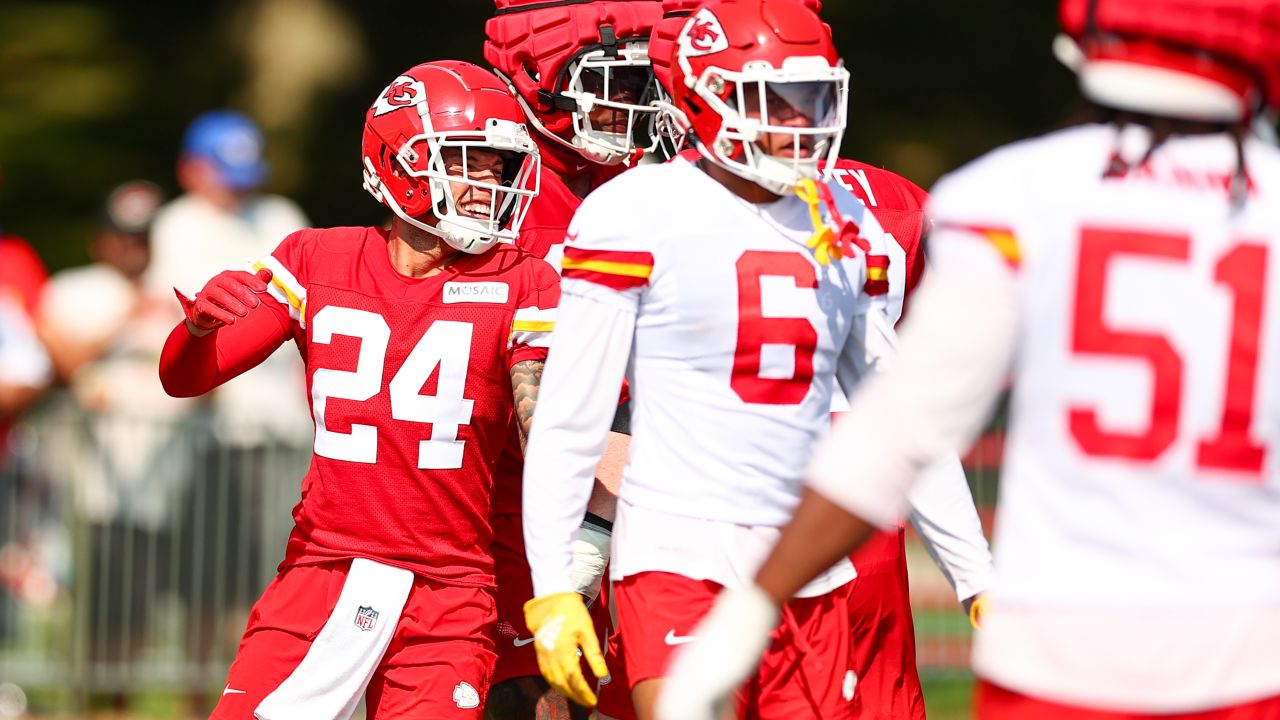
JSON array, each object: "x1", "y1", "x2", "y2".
[
  {"x1": 969, "y1": 593, "x2": 988, "y2": 629},
  {"x1": 523, "y1": 592, "x2": 609, "y2": 707}
]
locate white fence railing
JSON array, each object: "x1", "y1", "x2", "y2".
[{"x1": 0, "y1": 395, "x2": 1002, "y2": 716}]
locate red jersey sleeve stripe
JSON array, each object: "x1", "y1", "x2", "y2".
[
  {"x1": 866, "y1": 254, "x2": 890, "y2": 281},
  {"x1": 563, "y1": 268, "x2": 650, "y2": 291},
  {"x1": 561, "y1": 247, "x2": 655, "y2": 290},
  {"x1": 937, "y1": 222, "x2": 1023, "y2": 268}
]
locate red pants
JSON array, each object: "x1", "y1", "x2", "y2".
[
  {"x1": 211, "y1": 559, "x2": 495, "y2": 719},
  {"x1": 978, "y1": 681, "x2": 1280, "y2": 720},
  {"x1": 596, "y1": 618, "x2": 637, "y2": 720},
  {"x1": 489, "y1": 513, "x2": 542, "y2": 686},
  {"x1": 613, "y1": 571, "x2": 856, "y2": 720},
  {"x1": 847, "y1": 527, "x2": 927, "y2": 719}
]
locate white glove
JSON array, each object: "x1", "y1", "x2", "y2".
[
  {"x1": 569, "y1": 513, "x2": 611, "y2": 605},
  {"x1": 655, "y1": 585, "x2": 779, "y2": 720}
]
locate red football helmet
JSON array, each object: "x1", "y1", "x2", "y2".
[
  {"x1": 650, "y1": 0, "x2": 819, "y2": 97},
  {"x1": 669, "y1": 0, "x2": 847, "y2": 194},
  {"x1": 485, "y1": 1, "x2": 663, "y2": 166},
  {"x1": 362, "y1": 61, "x2": 540, "y2": 254},
  {"x1": 1056, "y1": 0, "x2": 1280, "y2": 122},
  {"x1": 647, "y1": 0, "x2": 823, "y2": 157}
]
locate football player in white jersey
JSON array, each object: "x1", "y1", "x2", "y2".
[
  {"x1": 658, "y1": 0, "x2": 1280, "y2": 718},
  {"x1": 520, "y1": 0, "x2": 988, "y2": 718}
]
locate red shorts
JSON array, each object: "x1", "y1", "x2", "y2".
[
  {"x1": 846, "y1": 527, "x2": 926, "y2": 720},
  {"x1": 978, "y1": 681, "x2": 1280, "y2": 720},
  {"x1": 490, "y1": 513, "x2": 613, "y2": 687},
  {"x1": 210, "y1": 559, "x2": 496, "y2": 720},
  {"x1": 613, "y1": 571, "x2": 856, "y2": 720},
  {"x1": 596, "y1": 617, "x2": 638, "y2": 720},
  {"x1": 490, "y1": 514, "x2": 542, "y2": 685}
]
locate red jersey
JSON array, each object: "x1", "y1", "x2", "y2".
[
  {"x1": 495, "y1": 155, "x2": 628, "y2": 522},
  {"x1": 824, "y1": 160, "x2": 933, "y2": 580},
  {"x1": 495, "y1": 155, "x2": 633, "y2": 513},
  {"x1": 514, "y1": 163, "x2": 583, "y2": 261},
  {"x1": 0, "y1": 234, "x2": 48, "y2": 447},
  {"x1": 0, "y1": 234, "x2": 48, "y2": 317},
  {"x1": 826, "y1": 158, "x2": 930, "y2": 317},
  {"x1": 166, "y1": 226, "x2": 560, "y2": 587},
  {"x1": 489, "y1": 165, "x2": 582, "y2": 527}
]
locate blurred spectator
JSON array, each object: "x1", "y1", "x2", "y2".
[
  {"x1": 143, "y1": 110, "x2": 311, "y2": 714},
  {"x1": 0, "y1": 214, "x2": 52, "y2": 622},
  {"x1": 145, "y1": 109, "x2": 312, "y2": 448},
  {"x1": 37, "y1": 181, "x2": 195, "y2": 712},
  {"x1": 0, "y1": 230, "x2": 51, "y2": 450}
]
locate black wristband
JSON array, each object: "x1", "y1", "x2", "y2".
[
  {"x1": 610, "y1": 399, "x2": 632, "y2": 436},
  {"x1": 583, "y1": 512, "x2": 613, "y2": 533}
]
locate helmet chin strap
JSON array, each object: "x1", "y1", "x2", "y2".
[
  {"x1": 413, "y1": 211, "x2": 496, "y2": 254},
  {"x1": 692, "y1": 136, "x2": 784, "y2": 196},
  {"x1": 385, "y1": 190, "x2": 494, "y2": 255},
  {"x1": 696, "y1": 133, "x2": 817, "y2": 197}
]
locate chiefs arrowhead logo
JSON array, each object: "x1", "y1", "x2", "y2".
[
  {"x1": 385, "y1": 81, "x2": 416, "y2": 106},
  {"x1": 678, "y1": 8, "x2": 729, "y2": 58},
  {"x1": 687, "y1": 19, "x2": 719, "y2": 52},
  {"x1": 372, "y1": 75, "x2": 427, "y2": 117}
]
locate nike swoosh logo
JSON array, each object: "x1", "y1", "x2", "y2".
[
  {"x1": 664, "y1": 630, "x2": 697, "y2": 646},
  {"x1": 222, "y1": 686, "x2": 247, "y2": 696},
  {"x1": 513, "y1": 637, "x2": 536, "y2": 647}
]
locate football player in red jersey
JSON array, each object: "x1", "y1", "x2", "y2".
[
  {"x1": 482, "y1": 3, "x2": 661, "y2": 718},
  {"x1": 619, "y1": 4, "x2": 991, "y2": 720},
  {"x1": 158, "y1": 61, "x2": 553, "y2": 719}
]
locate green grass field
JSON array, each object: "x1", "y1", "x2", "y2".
[
  {"x1": 4, "y1": 537, "x2": 983, "y2": 717},
  {"x1": 923, "y1": 674, "x2": 976, "y2": 720},
  {"x1": 18, "y1": 676, "x2": 977, "y2": 719}
]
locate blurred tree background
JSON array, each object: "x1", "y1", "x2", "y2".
[{"x1": 0, "y1": 0, "x2": 1075, "y2": 274}]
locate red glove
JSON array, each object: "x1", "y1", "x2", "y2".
[{"x1": 175, "y1": 268, "x2": 273, "y2": 336}]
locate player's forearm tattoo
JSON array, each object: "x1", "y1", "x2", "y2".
[{"x1": 511, "y1": 359, "x2": 543, "y2": 451}]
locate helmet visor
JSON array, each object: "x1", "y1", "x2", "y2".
[
  {"x1": 693, "y1": 64, "x2": 850, "y2": 194},
  {"x1": 398, "y1": 124, "x2": 540, "y2": 244},
  {"x1": 734, "y1": 80, "x2": 843, "y2": 136},
  {"x1": 436, "y1": 145, "x2": 530, "y2": 224}
]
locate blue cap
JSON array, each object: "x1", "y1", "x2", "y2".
[{"x1": 180, "y1": 110, "x2": 269, "y2": 190}]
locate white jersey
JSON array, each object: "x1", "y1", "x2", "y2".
[
  {"x1": 811, "y1": 123, "x2": 1280, "y2": 710},
  {"x1": 523, "y1": 157, "x2": 897, "y2": 597},
  {"x1": 0, "y1": 292, "x2": 49, "y2": 389}
]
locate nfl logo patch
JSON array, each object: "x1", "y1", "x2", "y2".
[{"x1": 354, "y1": 605, "x2": 379, "y2": 631}]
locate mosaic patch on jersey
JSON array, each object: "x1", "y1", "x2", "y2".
[{"x1": 442, "y1": 281, "x2": 510, "y2": 304}]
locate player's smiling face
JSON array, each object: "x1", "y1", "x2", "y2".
[{"x1": 441, "y1": 147, "x2": 505, "y2": 220}]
